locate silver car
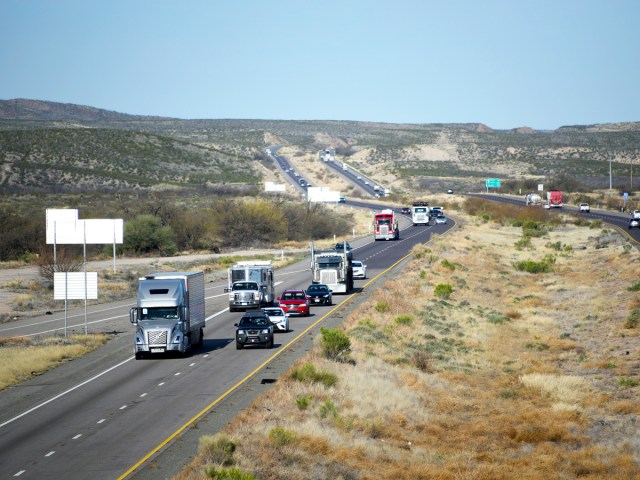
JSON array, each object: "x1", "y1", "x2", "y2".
[{"x1": 352, "y1": 260, "x2": 367, "y2": 279}]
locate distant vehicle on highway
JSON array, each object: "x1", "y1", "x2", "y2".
[
  {"x1": 338, "y1": 195, "x2": 346, "y2": 203},
  {"x1": 632, "y1": 210, "x2": 640, "y2": 219},
  {"x1": 447, "y1": 189, "x2": 454, "y2": 194},
  {"x1": 579, "y1": 203, "x2": 590, "y2": 212},
  {"x1": 235, "y1": 311, "x2": 274, "y2": 349},
  {"x1": 629, "y1": 218, "x2": 640, "y2": 229},
  {"x1": 400, "y1": 207, "x2": 411, "y2": 215},
  {"x1": 352, "y1": 260, "x2": 367, "y2": 279},
  {"x1": 306, "y1": 284, "x2": 332, "y2": 305},
  {"x1": 435, "y1": 215, "x2": 447, "y2": 224}
]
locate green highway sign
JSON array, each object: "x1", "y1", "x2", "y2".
[{"x1": 485, "y1": 178, "x2": 501, "y2": 188}]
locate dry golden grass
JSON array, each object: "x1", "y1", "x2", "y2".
[
  {"x1": 0, "y1": 334, "x2": 110, "y2": 391},
  {"x1": 176, "y1": 207, "x2": 640, "y2": 480}
]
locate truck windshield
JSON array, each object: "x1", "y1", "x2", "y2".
[
  {"x1": 376, "y1": 218, "x2": 391, "y2": 225},
  {"x1": 318, "y1": 258, "x2": 340, "y2": 269},
  {"x1": 232, "y1": 282, "x2": 259, "y2": 290},
  {"x1": 140, "y1": 307, "x2": 179, "y2": 320},
  {"x1": 414, "y1": 208, "x2": 427, "y2": 213}
]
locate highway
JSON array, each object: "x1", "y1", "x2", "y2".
[
  {"x1": 0, "y1": 200, "x2": 454, "y2": 479},
  {"x1": 468, "y1": 192, "x2": 640, "y2": 244}
]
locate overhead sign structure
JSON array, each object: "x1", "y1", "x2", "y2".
[{"x1": 485, "y1": 178, "x2": 501, "y2": 188}]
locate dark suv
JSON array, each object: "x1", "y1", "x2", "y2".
[{"x1": 235, "y1": 311, "x2": 274, "y2": 349}]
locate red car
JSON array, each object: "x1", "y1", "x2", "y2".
[{"x1": 277, "y1": 289, "x2": 310, "y2": 317}]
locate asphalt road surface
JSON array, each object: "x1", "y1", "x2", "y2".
[{"x1": 0, "y1": 207, "x2": 455, "y2": 480}]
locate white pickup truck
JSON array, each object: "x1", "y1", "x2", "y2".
[{"x1": 579, "y1": 203, "x2": 590, "y2": 212}]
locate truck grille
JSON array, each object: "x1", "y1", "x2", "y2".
[
  {"x1": 320, "y1": 271, "x2": 338, "y2": 284},
  {"x1": 380, "y1": 226, "x2": 389, "y2": 235},
  {"x1": 148, "y1": 330, "x2": 167, "y2": 346},
  {"x1": 234, "y1": 292, "x2": 254, "y2": 301}
]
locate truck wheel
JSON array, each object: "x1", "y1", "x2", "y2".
[{"x1": 198, "y1": 328, "x2": 204, "y2": 348}]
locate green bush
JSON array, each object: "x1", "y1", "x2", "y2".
[
  {"x1": 269, "y1": 426, "x2": 295, "y2": 446},
  {"x1": 124, "y1": 214, "x2": 176, "y2": 255},
  {"x1": 514, "y1": 259, "x2": 553, "y2": 273},
  {"x1": 514, "y1": 236, "x2": 532, "y2": 251},
  {"x1": 440, "y1": 259, "x2": 455, "y2": 271},
  {"x1": 394, "y1": 314, "x2": 414, "y2": 326},
  {"x1": 320, "y1": 327, "x2": 352, "y2": 361},
  {"x1": 434, "y1": 283, "x2": 453, "y2": 299},
  {"x1": 627, "y1": 282, "x2": 640, "y2": 292},
  {"x1": 624, "y1": 308, "x2": 640, "y2": 329},
  {"x1": 374, "y1": 300, "x2": 391, "y2": 313},
  {"x1": 290, "y1": 363, "x2": 338, "y2": 388},
  {"x1": 207, "y1": 467, "x2": 256, "y2": 480},
  {"x1": 319, "y1": 399, "x2": 339, "y2": 419},
  {"x1": 296, "y1": 394, "x2": 312, "y2": 410}
]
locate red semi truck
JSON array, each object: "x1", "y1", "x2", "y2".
[
  {"x1": 373, "y1": 209, "x2": 400, "y2": 241},
  {"x1": 546, "y1": 190, "x2": 563, "y2": 208}
]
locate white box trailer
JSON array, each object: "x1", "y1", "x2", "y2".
[{"x1": 225, "y1": 261, "x2": 275, "y2": 311}]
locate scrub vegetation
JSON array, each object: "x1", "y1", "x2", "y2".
[
  {"x1": 0, "y1": 334, "x2": 110, "y2": 391},
  {"x1": 175, "y1": 201, "x2": 640, "y2": 480}
]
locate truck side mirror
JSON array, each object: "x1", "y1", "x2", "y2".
[
  {"x1": 224, "y1": 287, "x2": 230, "y2": 293},
  {"x1": 129, "y1": 307, "x2": 138, "y2": 325}
]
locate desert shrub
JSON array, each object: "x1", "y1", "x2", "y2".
[
  {"x1": 395, "y1": 314, "x2": 413, "y2": 326},
  {"x1": 522, "y1": 220, "x2": 547, "y2": 238},
  {"x1": 434, "y1": 283, "x2": 453, "y2": 299},
  {"x1": 440, "y1": 259, "x2": 455, "y2": 271},
  {"x1": 627, "y1": 282, "x2": 640, "y2": 292},
  {"x1": 290, "y1": 363, "x2": 338, "y2": 388},
  {"x1": 514, "y1": 259, "x2": 553, "y2": 273},
  {"x1": 624, "y1": 308, "x2": 640, "y2": 329},
  {"x1": 617, "y1": 377, "x2": 639, "y2": 388},
  {"x1": 374, "y1": 300, "x2": 391, "y2": 313},
  {"x1": 206, "y1": 467, "x2": 256, "y2": 480},
  {"x1": 268, "y1": 426, "x2": 296, "y2": 446},
  {"x1": 295, "y1": 394, "x2": 312, "y2": 410},
  {"x1": 319, "y1": 399, "x2": 339, "y2": 419},
  {"x1": 412, "y1": 350, "x2": 431, "y2": 372},
  {"x1": 319, "y1": 327, "x2": 351, "y2": 362},
  {"x1": 124, "y1": 214, "x2": 176, "y2": 255},
  {"x1": 514, "y1": 236, "x2": 532, "y2": 250},
  {"x1": 199, "y1": 433, "x2": 237, "y2": 467},
  {"x1": 488, "y1": 313, "x2": 510, "y2": 324}
]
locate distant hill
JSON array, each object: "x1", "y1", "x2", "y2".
[
  {"x1": 1, "y1": 98, "x2": 640, "y2": 194},
  {"x1": 0, "y1": 98, "x2": 171, "y2": 122}
]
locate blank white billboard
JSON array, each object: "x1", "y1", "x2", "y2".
[
  {"x1": 46, "y1": 218, "x2": 124, "y2": 245},
  {"x1": 54, "y1": 272, "x2": 98, "y2": 300}
]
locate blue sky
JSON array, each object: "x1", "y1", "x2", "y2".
[{"x1": 1, "y1": 0, "x2": 638, "y2": 129}]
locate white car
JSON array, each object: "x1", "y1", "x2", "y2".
[
  {"x1": 632, "y1": 210, "x2": 640, "y2": 219},
  {"x1": 262, "y1": 307, "x2": 290, "y2": 333},
  {"x1": 579, "y1": 203, "x2": 590, "y2": 212},
  {"x1": 352, "y1": 260, "x2": 367, "y2": 279},
  {"x1": 435, "y1": 215, "x2": 447, "y2": 224}
]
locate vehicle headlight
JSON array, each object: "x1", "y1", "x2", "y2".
[
  {"x1": 135, "y1": 334, "x2": 144, "y2": 345},
  {"x1": 237, "y1": 330, "x2": 245, "y2": 335},
  {"x1": 173, "y1": 334, "x2": 181, "y2": 344},
  {"x1": 324, "y1": 294, "x2": 329, "y2": 298},
  {"x1": 261, "y1": 329, "x2": 270, "y2": 334}
]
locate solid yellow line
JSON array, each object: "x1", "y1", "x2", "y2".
[{"x1": 117, "y1": 223, "x2": 452, "y2": 479}]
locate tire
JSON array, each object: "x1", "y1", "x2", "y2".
[
  {"x1": 236, "y1": 341, "x2": 244, "y2": 350},
  {"x1": 198, "y1": 328, "x2": 204, "y2": 348},
  {"x1": 266, "y1": 337, "x2": 274, "y2": 349},
  {"x1": 135, "y1": 352, "x2": 143, "y2": 360}
]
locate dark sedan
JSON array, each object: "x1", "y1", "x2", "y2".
[{"x1": 306, "y1": 284, "x2": 333, "y2": 305}]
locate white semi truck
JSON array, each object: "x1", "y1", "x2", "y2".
[
  {"x1": 225, "y1": 261, "x2": 275, "y2": 312},
  {"x1": 310, "y1": 242, "x2": 353, "y2": 293},
  {"x1": 411, "y1": 201, "x2": 430, "y2": 226},
  {"x1": 130, "y1": 271, "x2": 205, "y2": 359}
]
